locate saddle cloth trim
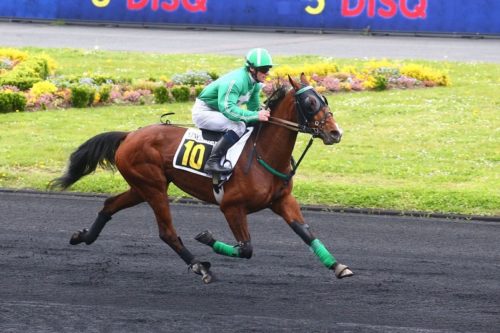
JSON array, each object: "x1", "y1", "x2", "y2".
[{"x1": 173, "y1": 127, "x2": 253, "y2": 179}]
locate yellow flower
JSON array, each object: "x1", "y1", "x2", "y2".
[
  {"x1": 30, "y1": 81, "x2": 57, "y2": 98},
  {"x1": 316, "y1": 86, "x2": 327, "y2": 93},
  {"x1": 340, "y1": 82, "x2": 352, "y2": 91},
  {"x1": 401, "y1": 64, "x2": 450, "y2": 86},
  {"x1": 93, "y1": 92, "x2": 101, "y2": 105}
]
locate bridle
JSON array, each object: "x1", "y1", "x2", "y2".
[
  {"x1": 248, "y1": 84, "x2": 333, "y2": 182},
  {"x1": 267, "y1": 84, "x2": 332, "y2": 137}
]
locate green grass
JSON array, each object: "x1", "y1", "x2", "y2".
[{"x1": 1, "y1": 47, "x2": 499, "y2": 216}]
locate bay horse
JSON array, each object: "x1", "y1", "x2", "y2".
[{"x1": 50, "y1": 73, "x2": 353, "y2": 283}]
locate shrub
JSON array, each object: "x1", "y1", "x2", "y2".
[
  {"x1": 28, "y1": 93, "x2": 56, "y2": 111},
  {"x1": 154, "y1": 86, "x2": 171, "y2": 104},
  {"x1": 207, "y1": 71, "x2": 219, "y2": 81},
  {"x1": 132, "y1": 79, "x2": 160, "y2": 91},
  {"x1": 372, "y1": 75, "x2": 389, "y2": 91},
  {"x1": 0, "y1": 48, "x2": 29, "y2": 63},
  {"x1": 194, "y1": 85, "x2": 204, "y2": 97},
  {"x1": 89, "y1": 75, "x2": 114, "y2": 85},
  {"x1": 0, "y1": 91, "x2": 27, "y2": 113},
  {"x1": 171, "y1": 85, "x2": 190, "y2": 102},
  {"x1": 123, "y1": 90, "x2": 141, "y2": 103},
  {"x1": 70, "y1": 85, "x2": 95, "y2": 108},
  {"x1": 401, "y1": 64, "x2": 450, "y2": 86},
  {"x1": 0, "y1": 58, "x2": 14, "y2": 72},
  {"x1": 99, "y1": 84, "x2": 112, "y2": 103},
  {"x1": 0, "y1": 57, "x2": 52, "y2": 90},
  {"x1": 30, "y1": 81, "x2": 58, "y2": 98},
  {"x1": 35, "y1": 53, "x2": 57, "y2": 75}
]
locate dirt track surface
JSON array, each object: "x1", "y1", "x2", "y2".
[{"x1": 1, "y1": 190, "x2": 499, "y2": 332}]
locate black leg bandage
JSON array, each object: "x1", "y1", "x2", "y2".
[
  {"x1": 84, "y1": 211, "x2": 112, "y2": 244},
  {"x1": 178, "y1": 246, "x2": 196, "y2": 265},
  {"x1": 290, "y1": 221, "x2": 315, "y2": 245},
  {"x1": 237, "y1": 241, "x2": 253, "y2": 259}
]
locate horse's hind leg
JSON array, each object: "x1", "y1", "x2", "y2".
[
  {"x1": 271, "y1": 194, "x2": 353, "y2": 279},
  {"x1": 69, "y1": 188, "x2": 144, "y2": 245}
]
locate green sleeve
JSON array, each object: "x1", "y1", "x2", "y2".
[
  {"x1": 217, "y1": 79, "x2": 259, "y2": 123},
  {"x1": 246, "y1": 84, "x2": 261, "y2": 115}
]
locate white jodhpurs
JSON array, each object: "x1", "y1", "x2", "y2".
[{"x1": 191, "y1": 99, "x2": 247, "y2": 137}]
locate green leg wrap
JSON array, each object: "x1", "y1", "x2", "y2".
[
  {"x1": 213, "y1": 241, "x2": 240, "y2": 257},
  {"x1": 310, "y1": 239, "x2": 337, "y2": 268}
]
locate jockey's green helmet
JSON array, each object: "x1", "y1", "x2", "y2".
[{"x1": 245, "y1": 48, "x2": 273, "y2": 69}]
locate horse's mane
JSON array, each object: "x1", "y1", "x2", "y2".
[{"x1": 264, "y1": 84, "x2": 290, "y2": 110}]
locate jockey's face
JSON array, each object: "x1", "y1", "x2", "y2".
[{"x1": 250, "y1": 66, "x2": 270, "y2": 83}]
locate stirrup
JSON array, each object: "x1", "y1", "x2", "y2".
[{"x1": 204, "y1": 162, "x2": 233, "y2": 175}]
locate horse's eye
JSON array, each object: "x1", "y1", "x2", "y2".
[{"x1": 322, "y1": 95, "x2": 329, "y2": 106}]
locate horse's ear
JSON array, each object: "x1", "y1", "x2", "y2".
[
  {"x1": 300, "y1": 72, "x2": 309, "y2": 85},
  {"x1": 288, "y1": 74, "x2": 300, "y2": 90}
]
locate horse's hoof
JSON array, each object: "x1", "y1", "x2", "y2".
[
  {"x1": 69, "y1": 229, "x2": 87, "y2": 245},
  {"x1": 202, "y1": 272, "x2": 215, "y2": 284},
  {"x1": 333, "y1": 263, "x2": 354, "y2": 279},
  {"x1": 190, "y1": 261, "x2": 215, "y2": 284},
  {"x1": 195, "y1": 230, "x2": 216, "y2": 246}
]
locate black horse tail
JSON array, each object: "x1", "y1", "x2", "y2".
[{"x1": 49, "y1": 131, "x2": 128, "y2": 190}]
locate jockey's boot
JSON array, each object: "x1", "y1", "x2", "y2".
[{"x1": 204, "y1": 130, "x2": 239, "y2": 175}]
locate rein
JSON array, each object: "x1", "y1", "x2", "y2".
[
  {"x1": 256, "y1": 136, "x2": 314, "y2": 182},
  {"x1": 267, "y1": 116, "x2": 306, "y2": 133},
  {"x1": 248, "y1": 85, "x2": 327, "y2": 182}
]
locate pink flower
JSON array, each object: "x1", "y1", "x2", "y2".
[
  {"x1": 322, "y1": 76, "x2": 341, "y2": 92},
  {"x1": 123, "y1": 90, "x2": 141, "y2": 103}
]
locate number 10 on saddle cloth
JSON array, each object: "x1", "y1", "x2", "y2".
[{"x1": 173, "y1": 127, "x2": 254, "y2": 178}]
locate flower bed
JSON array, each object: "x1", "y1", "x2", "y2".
[{"x1": 0, "y1": 48, "x2": 450, "y2": 113}]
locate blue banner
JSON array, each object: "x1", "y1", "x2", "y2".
[{"x1": 0, "y1": 0, "x2": 499, "y2": 36}]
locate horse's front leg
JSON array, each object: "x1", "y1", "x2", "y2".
[
  {"x1": 144, "y1": 187, "x2": 214, "y2": 284},
  {"x1": 271, "y1": 194, "x2": 353, "y2": 279},
  {"x1": 195, "y1": 205, "x2": 253, "y2": 259}
]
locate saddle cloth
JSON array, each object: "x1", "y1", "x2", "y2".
[{"x1": 173, "y1": 127, "x2": 254, "y2": 179}]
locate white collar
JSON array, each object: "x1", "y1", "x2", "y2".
[{"x1": 247, "y1": 70, "x2": 256, "y2": 84}]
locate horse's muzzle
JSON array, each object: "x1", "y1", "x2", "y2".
[
  {"x1": 322, "y1": 129, "x2": 342, "y2": 145},
  {"x1": 331, "y1": 130, "x2": 343, "y2": 143}
]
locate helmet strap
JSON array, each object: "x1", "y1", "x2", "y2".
[{"x1": 248, "y1": 66, "x2": 259, "y2": 82}]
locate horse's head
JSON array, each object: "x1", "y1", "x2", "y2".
[{"x1": 289, "y1": 73, "x2": 343, "y2": 145}]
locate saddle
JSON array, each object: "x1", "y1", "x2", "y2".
[{"x1": 173, "y1": 127, "x2": 254, "y2": 203}]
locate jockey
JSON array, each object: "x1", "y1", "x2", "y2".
[{"x1": 192, "y1": 48, "x2": 273, "y2": 175}]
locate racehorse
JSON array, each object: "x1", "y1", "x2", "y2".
[{"x1": 50, "y1": 73, "x2": 353, "y2": 283}]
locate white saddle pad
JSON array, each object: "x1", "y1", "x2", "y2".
[{"x1": 173, "y1": 127, "x2": 253, "y2": 178}]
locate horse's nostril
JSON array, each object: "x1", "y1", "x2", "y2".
[{"x1": 331, "y1": 130, "x2": 342, "y2": 141}]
